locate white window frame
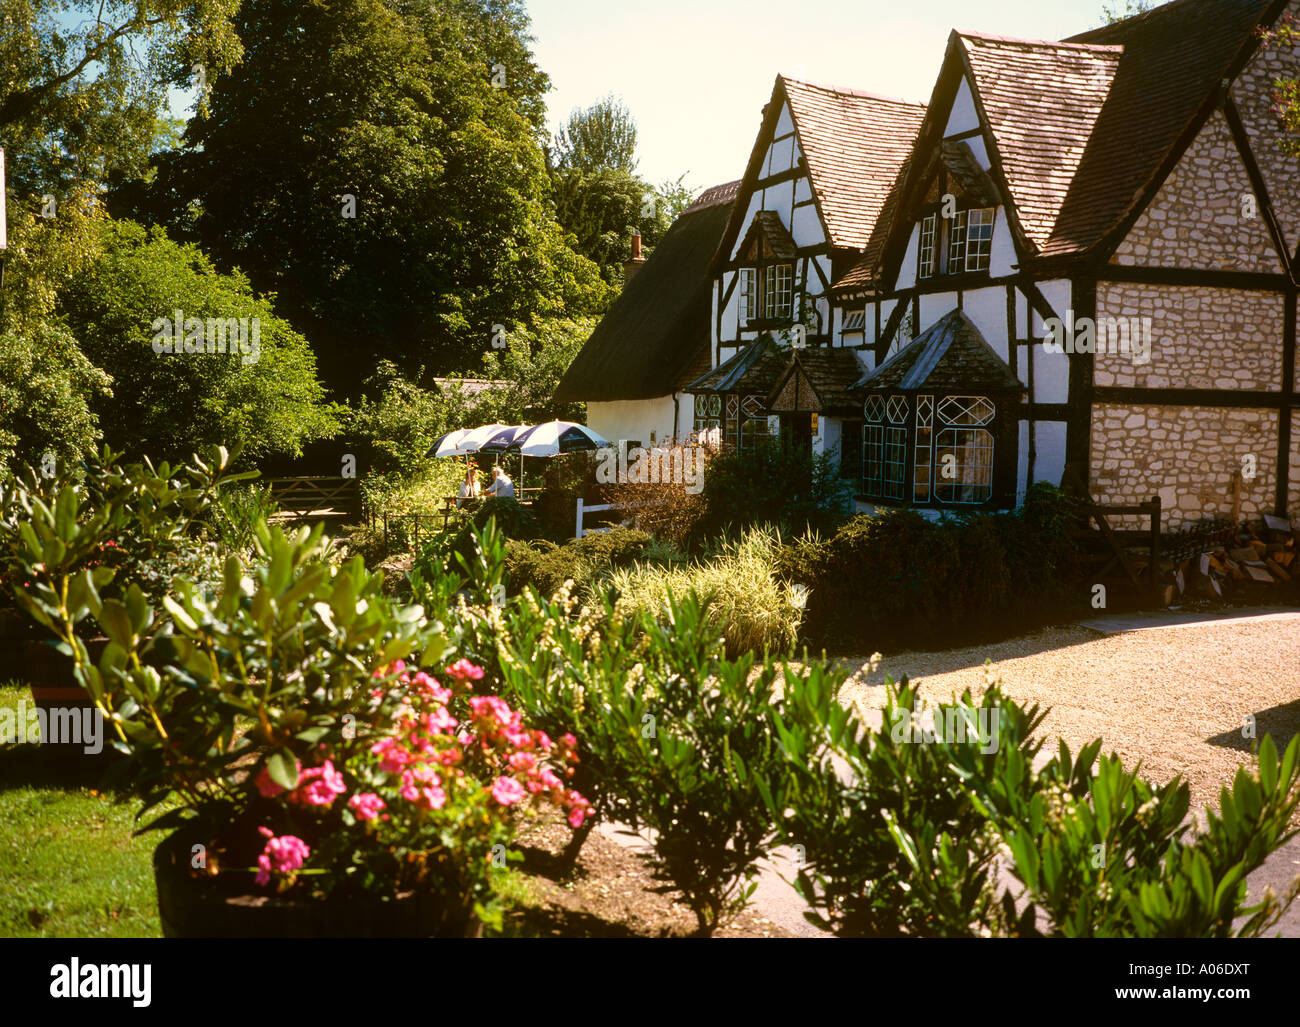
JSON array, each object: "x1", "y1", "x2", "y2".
[
  {"x1": 918, "y1": 214, "x2": 937, "y2": 279},
  {"x1": 964, "y1": 208, "x2": 995, "y2": 272},
  {"x1": 739, "y1": 269, "x2": 757, "y2": 325}
]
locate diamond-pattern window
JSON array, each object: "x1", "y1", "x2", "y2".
[
  {"x1": 864, "y1": 396, "x2": 885, "y2": 423},
  {"x1": 887, "y1": 395, "x2": 908, "y2": 424},
  {"x1": 938, "y1": 396, "x2": 995, "y2": 426}
]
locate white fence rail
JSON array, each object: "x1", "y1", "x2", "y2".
[{"x1": 574, "y1": 498, "x2": 660, "y2": 539}]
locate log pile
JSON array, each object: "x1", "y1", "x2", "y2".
[{"x1": 1139, "y1": 515, "x2": 1298, "y2": 606}]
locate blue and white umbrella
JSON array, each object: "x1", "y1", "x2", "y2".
[
  {"x1": 507, "y1": 420, "x2": 611, "y2": 458},
  {"x1": 425, "y1": 428, "x2": 473, "y2": 459},
  {"x1": 477, "y1": 425, "x2": 532, "y2": 453}
]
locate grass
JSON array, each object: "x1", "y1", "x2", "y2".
[
  {"x1": 0, "y1": 681, "x2": 164, "y2": 938},
  {"x1": 606, "y1": 527, "x2": 805, "y2": 658}
]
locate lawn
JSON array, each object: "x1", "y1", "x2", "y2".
[{"x1": 0, "y1": 682, "x2": 165, "y2": 938}]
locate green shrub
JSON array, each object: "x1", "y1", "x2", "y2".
[
  {"x1": 504, "y1": 527, "x2": 653, "y2": 598},
  {"x1": 698, "y1": 438, "x2": 853, "y2": 542},
  {"x1": 607, "y1": 527, "x2": 803, "y2": 658},
  {"x1": 497, "y1": 584, "x2": 835, "y2": 935},
  {"x1": 775, "y1": 482, "x2": 1086, "y2": 652},
  {"x1": 765, "y1": 676, "x2": 1300, "y2": 937}
]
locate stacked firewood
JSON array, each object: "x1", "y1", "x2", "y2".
[{"x1": 1144, "y1": 514, "x2": 1297, "y2": 606}]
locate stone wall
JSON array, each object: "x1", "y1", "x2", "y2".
[
  {"x1": 1112, "y1": 111, "x2": 1282, "y2": 272},
  {"x1": 1094, "y1": 282, "x2": 1284, "y2": 392},
  {"x1": 1091, "y1": 403, "x2": 1278, "y2": 529},
  {"x1": 1291, "y1": 410, "x2": 1300, "y2": 519},
  {"x1": 1231, "y1": 1, "x2": 1300, "y2": 259}
]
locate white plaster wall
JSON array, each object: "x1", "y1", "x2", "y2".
[
  {"x1": 944, "y1": 78, "x2": 979, "y2": 136},
  {"x1": 587, "y1": 397, "x2": 681, "y2": 447},
  {"x1": 989, "y1": 213, "x2": 1018, "y2": 278},
  {"x1": 1032, "y1": 344, "x2": 1070, "y2": 403},
  {"x1": 919, "y1": 292, "x2": 957, "y2": 331},
  {"x1": 961, "y1": 287, "x2": 1008, "y2": 362},
  {"x1": 896, "y1": 224, "x2": 920, "y2": 289},
  {"x1": 792, "y1": 202, "x2": 824, "y2": 248}
]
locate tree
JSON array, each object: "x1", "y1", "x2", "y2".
[
  {"x1": 118, "y1": 0, "x2": 609, "y2": 391},
  {"x1": 1258, "y1": 12, "x2": 1300, "y2": 158},
  {"x1": 0, "y1": 0, "x2": 241, "y2": 197},
  {"x1": 58, "y1": 219, "x2": 341, "y2": 464},
  {"x1": 550, "y1": 94, "x2": 638, "y2": 174}
]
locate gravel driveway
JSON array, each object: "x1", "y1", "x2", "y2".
[{"x1": 837, "y1": 610, "x2": 1300, "y2": 810}]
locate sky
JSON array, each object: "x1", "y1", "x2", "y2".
[{"x1": 525, "y1": 0, "x2": 1126, "y2": 193}]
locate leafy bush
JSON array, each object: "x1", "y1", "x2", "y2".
[
  {"x1": 698, "y1": 438, "x2": 853, "y2": 543},
  {"x1": 775, "y1": 482, "x2": 1085, "y2": 652},
  {"x1": 765, "y1": 675, "x2": 1300, "y2": 937},
  {"x1": 607, "y1": 527, "x2": 803, "y2": 658},
  {"x1": 496, "y1": 579, "x2": 833, "y2": 935},
  {"x1": 0, "y1": 445, "x2": 245, "y2": 638},
  {"x1": 504, "y1": 526, "x2": 653, "y2": 598}
]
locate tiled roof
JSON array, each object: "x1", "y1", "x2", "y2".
[
  {"x1": 1043, "y1": 0, "x2": 1276, "y2": 260},
  {"x1": 767, "y1": 347, "x2": 869, "y2": 412},
  {"x1": 740, "y1": 210, "x2": 799, "y2": 259},
  {"x1": 853, "y1": 309, "x2": 1023, "y2": 392},
  {"x1": 686, "y1": 336, "x2": 788, "y2": 394},
  {"x1": 782, "y1": 77, "x2": 928, "y2": 250},
  {"x1": 834, "y1": 0, "x2": 1278, "y2": 291},
  {"x1": 958, "y1": 32, "x2": 1122, "y2": 251},
  {"x1": 553, "y1": 183, "x2": 738, "y2": 403}
]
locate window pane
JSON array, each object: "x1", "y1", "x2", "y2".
[
  {"x1": 864, "y1": 395, "x2": 885, "y2": 422},
  {"x1": 934, "y1": 427, "x2": 994, "y2": 503},
  {"x1": 740, "y1": 269, "x2": 756, "y2": 322},
  {"x1": 914, "y1": 395, "x2": 933, "y2": 503},
  {"x1": 937, "y1": 395, "x2": 995, "y2": 426},
  {"x1": 919, "y1": 215, "x2": 936, "y2": 279},
  {"x1": 947, "y1": 210, "x2": 968, "y2": 274},
  {"x1": 863, "y1": 424, "x2": 883, "y2": 497},
  {"x1": 965, "y1": 208, "x2": 995, "y2": 272},
  {"x1": 884, "y1": 427, "x2": 907, "y2": 500}
]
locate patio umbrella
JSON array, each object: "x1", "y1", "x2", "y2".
[
  {"x1": 508, "y1": 420, "x2": 611, "y2": 458},
  {"x1": 454, "y1": 423, "x2": 513, "y2": 454},
  {"x1": 477, "y1": 425, "x2": 531, "y2": 452},
  {"x1": 425, "y1": 428, "x2": 473, "y2": 459}
]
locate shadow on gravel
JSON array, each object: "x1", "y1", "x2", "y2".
[{"x1": 1206, "y1": 698, "x2": 1300, "y2": 754}]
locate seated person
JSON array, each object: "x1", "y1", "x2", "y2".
[
  {"x1": 486, "y1": 465, "x2": 515, "y2": 500},
  {"x1": 457, "y1": 465, "x2": 480, "y2": 508}
]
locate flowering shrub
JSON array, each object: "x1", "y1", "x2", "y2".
[
  {"x1": 34, "y1": 512, "x2": 588, "y2": 932},
  {"x1": 238, "y1": 660, "x2": 589, "y2": 923}
]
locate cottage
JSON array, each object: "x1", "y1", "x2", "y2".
[{"x1": 557, "y1": 0, "x2": 1300, "y2": 529}]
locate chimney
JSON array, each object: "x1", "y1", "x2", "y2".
[{"x1": 624, "y1": 229, "x2": 646, "y2": 283}]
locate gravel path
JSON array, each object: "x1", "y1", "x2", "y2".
[{"x1": 837, "y1": 613, "x2": 1300, "y2": 811}]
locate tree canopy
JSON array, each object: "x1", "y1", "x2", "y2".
[{"x1": 118, "y1": 0, "x2": 610, "y2": 391}]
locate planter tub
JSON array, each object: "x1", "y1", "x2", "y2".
[
  {"x1": 153, "y1": 828, "x2": 482, "y2": 938},
  {"x1": 21, "y1": 638, "x2": 111, "y2": 753}
]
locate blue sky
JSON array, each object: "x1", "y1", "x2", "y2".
[{"x1": 525, "y1": 0, "x2": 1123, "y2": 192}]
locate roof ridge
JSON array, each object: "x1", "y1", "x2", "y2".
[
  {"x1": 956, "y1": 29, "x2": 1124, "y2": 53},
  {"x1": 779, "y1": 75, "x2": 928, "y2": 109}
]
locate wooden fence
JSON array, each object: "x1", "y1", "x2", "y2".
[{"x1": 268, "y1": 476, "x2": 361, "y2": 522}]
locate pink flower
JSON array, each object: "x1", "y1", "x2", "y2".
[
  {"x1": 566, "y1": 791, "x2": 592, "y2": 829},
  {"x1": 446, "y1": 659, "x2": 485, "y2": 682},
  {"x1": 400, "y1": 767, "x2": 447, "y2": 810},
  {"x1": 508, "y1": 752, "x2": 536, "y2": 773},
  {"x1": 291, "y1": 760, "x2": 347, "y2": 807},
  {"x1": 255, "y1": 760, "x2": 301, "y2": 798},
  {"x1": 349, "y1": 792, "x2": 386, "y2": 820},
  {"x1": 469, "y1": 695, "x2": 513, "y2": 723},
  {"x1": 254, "y1": 830, "x2": 310, "y2": 887},
  {"x1": 491, "y1": 776, "x2": 526, "y2": 806}
]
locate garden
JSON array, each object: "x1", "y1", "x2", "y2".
[{"x1": 2, "y1": 445, "x2": 1298, "y2": 939}]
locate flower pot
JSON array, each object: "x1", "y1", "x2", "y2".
[
  {"x1": 21, "y1": 638, "x2": 112, "y2": 756},
  {"x1": 153, "y1": 828, "x2": 483, "y2": 938}
]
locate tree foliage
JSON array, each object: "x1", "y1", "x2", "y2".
[
  {"x1": 118, "y1": 0, "x2": 609, "y2": 389},
  {"x1": 550, "y1": 94, "x2": 638, "y2": 174},
  {"x1": 58, "y1": 220, "x2": 341, "y2": 463}
]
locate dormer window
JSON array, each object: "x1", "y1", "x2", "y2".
[
  {"x1": 917, "y1": 205, "x2": 997, "y2": 278},
  {"x1": 735, "y1": 211, "x2": 798, "y2": 326}
]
